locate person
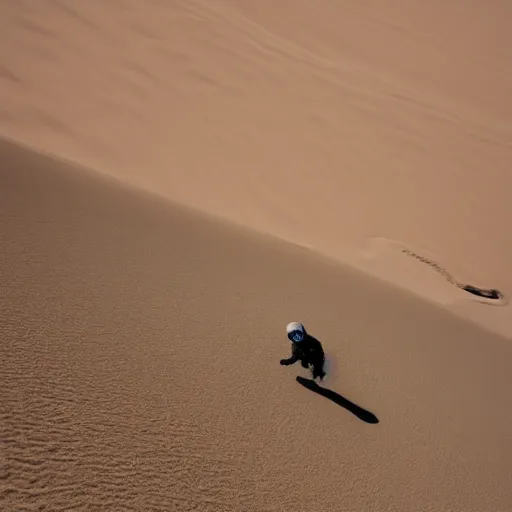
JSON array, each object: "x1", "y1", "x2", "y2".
[{"x1": 280, "y1": 322, "x2": 326, "y2": 381}]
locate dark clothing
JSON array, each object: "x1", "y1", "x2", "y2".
[{"x1": 280, "y1": 334, "x2": 325, "y2": 380}]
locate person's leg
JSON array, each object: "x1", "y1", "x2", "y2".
[{"x1": 311, "y1": 357, "x2": 326, "y2": 380}]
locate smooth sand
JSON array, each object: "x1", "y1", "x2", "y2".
[
  {"x1": 0, "y1": 0, "x2": 511, "y2": 336},
  {"x1": 1, "y1": 1, "x2": 512, "y2": 511}
]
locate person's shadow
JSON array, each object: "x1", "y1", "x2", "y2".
[{"x1": 296, "y1": 376, "x2": 379, "y2": 424}]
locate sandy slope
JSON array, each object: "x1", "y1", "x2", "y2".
[
  {"x1": 2, "y1": 140, "x2": 512, "y2": 511},
  {"x1": 0, "y1": 0, "x2": 511, "y2": 336},
  {"x1": 1, "y1": 1, "x2": 512, "y2": 510}
]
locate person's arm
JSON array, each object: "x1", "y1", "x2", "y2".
[
  {"x1": 280, "y1": 353, "x2": 299, "y2": 365},
  {"x1": 280, "y1": 344, "x2": 299, "y2": 366}
]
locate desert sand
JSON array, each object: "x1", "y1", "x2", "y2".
[{"x1": 1, "y1": 1, "x2": 512, "y2": 511}]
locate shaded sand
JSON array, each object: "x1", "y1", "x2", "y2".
[
  {"x1": 2, "y1": 140, "x2": 512, "y2": 511},
  {"x1": 0, "y1": 0, "x2": 511, "y2": 336}
]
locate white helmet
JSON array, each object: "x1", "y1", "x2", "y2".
[{"x1": 286, "y1": 322, "x2": 306, "y2": 342}]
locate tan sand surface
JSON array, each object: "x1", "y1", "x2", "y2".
[
  {"x1": 1, "y1": 1, "x2": 512, "y2": 510},
  {"x1": 2, "y1": 139, "x2": 512, "y2": 511},
  {"x1": 0, "y1": 0, "x2": 511, "y2": 336}
]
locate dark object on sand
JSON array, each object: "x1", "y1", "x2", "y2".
[
  {"x1": 461, "y1": 285, "x2": 502, "y2": 300},
  {"x1": 280, "y1": 322, "x2": 326, "y2": 381}
]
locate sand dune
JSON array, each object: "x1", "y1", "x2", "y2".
[
  {"x1": 0, "y1": 0, "x2": 511, "y2": 336},
  {"x1": 1, "y1": 1, "x2": 512, "y2": 510},
  {"x1": 2, "y1": 140, "x2": 512, "y2": 511}
]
